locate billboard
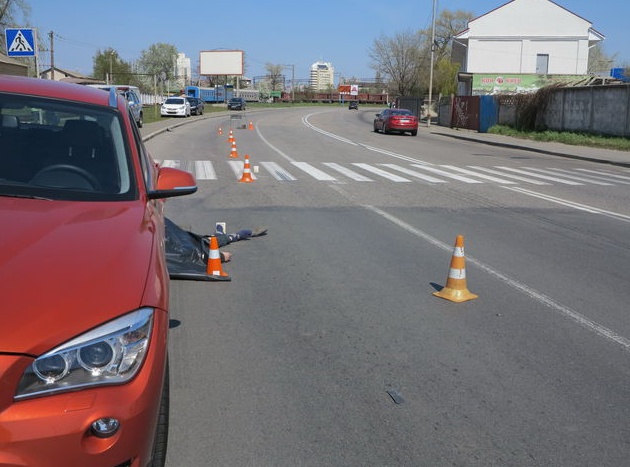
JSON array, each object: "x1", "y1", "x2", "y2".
[
  {"x1": 199, "y1": 50, "x2": 244, "y2": 76},
  {"x1": 471, "y1": 74, "x2": 584, "y2": 95},
  {"x1": 338, "y1": 84, "x2": 359, "y2": 96}
]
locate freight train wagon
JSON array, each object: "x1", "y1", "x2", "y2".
[
  {"x1": 185, "y1": 86, "x2": 234, "y2": 103},
  {"x1": 235, "y1": 89, "x2": 260, "y2": 102},
  {"x1": 280, "y1": 92, "x2": 388, "y2": 104}
]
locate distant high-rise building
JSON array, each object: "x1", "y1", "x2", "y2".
[
  {"x1": 176, "y1": 53, "x2": 191, "y2": 89},
  {"x1": 310, "y1": 61, "x2": 334, "y2": 91}
]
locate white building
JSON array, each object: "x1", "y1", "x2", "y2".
[
  {"x1": 175, "y1": 53, "x2": 191, "y2": 88},
  {"x1": 310, "y1": 61, "x2": 334, "y2": 91},
  {"x1": 452, "y1": 0, "x2": 604, "y2": 77}
]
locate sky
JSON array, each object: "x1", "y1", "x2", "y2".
[{"x1": 21, "y1": 0, "x2": 630, "y2": 83}]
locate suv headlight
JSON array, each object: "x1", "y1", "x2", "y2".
[{"x1": 16, "y1": 308, "x2": 154, "y2": 400}]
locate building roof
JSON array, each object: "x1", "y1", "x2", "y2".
[
  {"x1": 455, "y1": 0, "x2": 604, "y2": 42},
  {"x1": 0, "y1": 53, "x2": 29, "y2": 67}
]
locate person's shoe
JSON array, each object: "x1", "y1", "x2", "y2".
[
  {"x1": 251, "y1": 226, "x2": 268, "y2": 237},
  {"x1": 235, "y1": 229, "x2": 252, "y2": 239}
]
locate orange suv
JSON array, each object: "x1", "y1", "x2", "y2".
[{"x1": 0, "y1": 76, "x2": 197, "y2": 467}]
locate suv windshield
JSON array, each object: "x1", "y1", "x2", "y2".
[{"x1": 0, "y1": 92, "x2": 136, "y2": 201}]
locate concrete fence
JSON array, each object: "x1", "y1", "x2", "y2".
[{"x1": 438, "y1": 84, "x2": 630, "y2": 138}]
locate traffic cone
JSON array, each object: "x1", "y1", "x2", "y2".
[
  {"x1": 227, "y1": 129, "x2": 234, "y2": 143},
  {"x1": 248, "y1": 121, "x2": 254, "y2": 130},
  {"x1": 229, "y1": 141, "x2": 239, "y2": 158},
  {"x1": 206, "y1": 235, "x2": 231, "y2": 281},
  {"x1": 433, "y1": 235, "x2": 478, "y2": 303},
  {"x1": 239, "y1": 155, "x2": 255, "y2": 183},
  {"x1": 218, "y1": 127, "x2": 223, "y2": 136}
]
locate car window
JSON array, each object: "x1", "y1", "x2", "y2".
[
  {"x1": 126, "y1": 91, "x2": 139, "y2": 104},
  {"x1": 165, "y1": 98, "x2": 185, "y2": 104},
  {"x1": 0, "y1": 92, "x2": 136, "y2": 201}
]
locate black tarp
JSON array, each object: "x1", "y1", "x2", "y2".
[{"x1": 164, "y1": 218, "x2": 230, "y2": 281}]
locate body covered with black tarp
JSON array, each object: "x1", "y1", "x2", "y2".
[{"x1": 164, "y1": 218, "x2": 227, "y2": 281}]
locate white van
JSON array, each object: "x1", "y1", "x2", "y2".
[{"x1": 87, "y1": 84, "x2": 143, "y2": 128}]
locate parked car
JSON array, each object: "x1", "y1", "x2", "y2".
[
  {"x1": 348, "y1": 100, "x2": 359, "y2": 110},
  {"x1": 186, "y1": 96, "x2": 204, "y2": 115},
  {"x1": 161, "y1": 96, "x2": 191, "y2": 117},
  {"x1": 0, "y1": 75, "x2": 197, "y2": 467},
  {"x1": 227, "y1": 97, "x2": 247, "y2": 110},
  {"x1": 88, "y1": 84, "x2": 144, "y2": 128},
  {"x1": 373, "y1": 108, "x2": 418, "y2": 136}
]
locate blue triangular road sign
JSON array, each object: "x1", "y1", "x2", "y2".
[{"x1": 5, "y1": 28, "x2": 35, "y2": 57}]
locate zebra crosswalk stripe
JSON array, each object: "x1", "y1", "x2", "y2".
[
  {"x1": 323, "y1": 163, "x2": 373, "y2": 181},
  {"x1": 194, "y1": 161, "x2": 216, "y2": 180},
  {"x1": 410, "y1": 164, "x2": 484, "y2": 183},
  {"x1": 291, "y1": 162, "x2": 337, "y2": 181},
  {"x1": 495, "y1": 166, "x2": 583, "y2": 185},
  {"x1": 467, "y1": 166, "x2": 550, "y2": 185},
  {"x1": 351, "y1": 163, "x2": 411, "y2": 182},
  {"x1": 525, "y1": 167, "x2": 613, "y2": 185},
  {"x1": 260, "y1": 161, "x2": 296, "y2": 181},
  {"x1": 439, "y1": 165, "x2": 517, "y2": 184},
  {"x1": 379, "y1": 164, "x2": 447, "y2": 183}
]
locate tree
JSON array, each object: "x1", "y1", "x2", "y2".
[
  {"x1": 434, "y1": 57, "x2": 459, "y2": 96},
  {"x1": 368, "y1": 10, "x2": 473, "y2": 98},
  {"x1": 0, "y1": 0, "x2": 37, "y2": 75},
  {"x1": 264, "y1": 63, "x2": 285, "y2": 91},
  {"x1": 588, "y1": 43, "x2": 615, "y2": 75},
  {"x1": 368, "y1": 30, "x2": 424, "y2": 97},
  {"x1": 0, "y1": 0, "x2": 31, "y2": 46},
  {"x1": 417, "y1": 9, "x2": 473, "y2": 96},
  {"x1": 136, "y1": 43, "x2": 178, "y2": 92},
  {"x1": 92, "y1": 48, "x2": 135, "y2": 85},
  {"x1": 419, "y1": 9, "x2": 472, "y2": 62}
]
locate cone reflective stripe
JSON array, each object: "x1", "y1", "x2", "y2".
[
  {"x1": 229, "y1": 141, "x2": 239, "y2": 158},
  {"x1": 206, "y1": 236, "x2": 231, "y2": 281},
  {"x1": 433, "y1": 235, "x2": 478, "y2": 303},
  {"x1": 239, "y1": 155, "x2": 255, "y2": 183}
]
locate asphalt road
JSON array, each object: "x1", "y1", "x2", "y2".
[{"x1": 145, "y1": 107, "x2": 630, "y2": 467}]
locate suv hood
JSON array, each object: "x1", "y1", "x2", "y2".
[{"x1": 0, "y1": 198, "x2": 158, "y2": 355}]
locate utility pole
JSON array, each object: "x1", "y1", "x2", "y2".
[
  {"x1": 427, "y1": 0, "x2": 437, "y2": 128},
  {"x1": 283, "y1": 64, "x2": 295, "y2": 102},
  {"x1": 48, "y1": 31, "x2": 54, "y2": 80}
]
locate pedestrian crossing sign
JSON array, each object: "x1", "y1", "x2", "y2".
[{"x1": 5, "y1": 28, "x2": 36, "y2": 57}]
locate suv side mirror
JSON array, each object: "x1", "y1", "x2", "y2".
[{"x1": 148, "y1": 167, "x2": 197, "y2": 199}]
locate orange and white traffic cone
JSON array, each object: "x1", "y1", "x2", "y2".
[
  {"x1": 229, "y1": 141, "x2": 239, "y2": 158},
  {"x1": 248, "y1": 121, "x2": 254, "y2": 130},
  {"x1": 239, "y1": 155, "x2": 255, "y2": 183},
  {"x1": 433, "y1": 235, "x2": 478, "y2": 303},
  {"x1": 206, "y1": 235, "x2": 231, "y2": 281},
  {"x1": 218, "y1": 127, "x2": 223, "y2": 136},
  {"x1": 227, "y1": 129, "x2": 234, "y2": 143}
]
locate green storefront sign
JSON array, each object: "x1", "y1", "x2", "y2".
[{"x1": 473, "y1": 74, "x2": 584, "y2": 94}]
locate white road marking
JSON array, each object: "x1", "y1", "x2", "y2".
[{"x1": 323, "y1": 163, "x2": 373, "y2": 181}]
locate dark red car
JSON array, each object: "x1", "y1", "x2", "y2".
[
  {"x1": 0, "y1": 76, "x2": 197, "y2": 467},
  {"x1": 373, "y1": 108, "x2": 418, "y2": 136}
]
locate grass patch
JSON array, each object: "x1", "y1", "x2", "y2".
[{"x1": 488, "y1": 125, "x2": 630, "y2": 151}]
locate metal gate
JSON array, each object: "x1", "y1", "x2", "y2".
[{"x1": 451, "y1": 96, "x2": 480, "y2": 131}]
